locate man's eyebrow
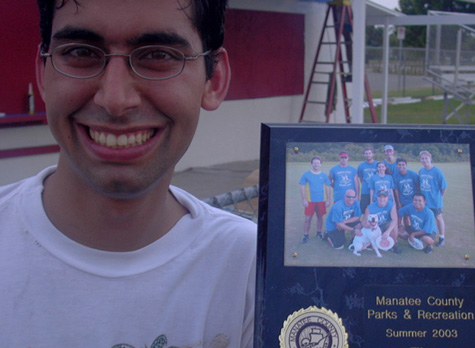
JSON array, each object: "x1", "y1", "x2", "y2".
[
  {"x1": 52, "y1": 26, "x2": 104, "y2": 45},
  {"x1": 128, "y1": 32, "x2": 191, "y2": 49},
  {"x1": 51, "y1": 27, "x2": 193, "y2": 50}
]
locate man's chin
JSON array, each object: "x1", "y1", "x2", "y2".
[{"x1": 85, "y1": 172, "x2": 164, "y2": 200}]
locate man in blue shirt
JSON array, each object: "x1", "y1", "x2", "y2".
[
  {"x1": 299, "y1": 156, "x2": 331, "y2": 243},
  {"x1": 398, "y1": 193, "x2": 437, "y2": 254},
  {"x1": 324, "y1": 189, "x2": 362, "y2": 249},
  {"x1": 357, "y1": 147, "x2": 378, "y2": 214},
  {"x1": 393, "y1": 158, "x2": 419, "y2": 209},
  {"x1": 419, "y1": 150, "x2": 448, "y2": 247},
  {"x1": 329, "y1": 151, "x2": 359, "y2": 203},
  {"x1": 383, "y1": 144, "x2": 397, "y2": 176},
  {"x1": 362, "y1": 189, "x2": 401, "y2": 254}
]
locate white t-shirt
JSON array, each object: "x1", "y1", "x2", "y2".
[{"x1": 0, "y1": 167, "x2": 256, "y2": 348}]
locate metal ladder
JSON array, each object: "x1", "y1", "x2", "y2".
[{"x1": 299, "y1": 1, "x2": 378, "y2": 123}]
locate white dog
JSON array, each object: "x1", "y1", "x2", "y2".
[{"x1": 348, "y1": 214, "x2": 382, "y2": 258}]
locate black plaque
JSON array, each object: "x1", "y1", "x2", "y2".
[{"x1": 255, "y1": 124, "x2": 475, "y2": 348}]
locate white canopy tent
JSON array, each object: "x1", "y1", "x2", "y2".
[{"x1": 364, "y1": 2, "x2": 475, "y2": 123}]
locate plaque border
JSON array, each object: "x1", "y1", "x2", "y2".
[{"x1": 255, "y1": 123, "x2": 475, "y2": 348}]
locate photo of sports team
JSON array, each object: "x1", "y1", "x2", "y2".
[{"x1": 284, "y1": 143, "x2": 475, "y2": 268}]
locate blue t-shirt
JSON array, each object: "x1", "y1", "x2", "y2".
[
  {"x1": 357, "y1": 161, "x2": 378, "y2": 195},
  {"x1": 299, "y1": 171, "x2": 331, "y2": 202},
  {"x1": 398, "y1": 204, "x2": 437, "y2": 234},
  {"x1": 367, "y1": 201, "x2": 394, "y2": 226},
  {"x1": 325, "y1": 199, "x2": 362, "y2": 232},
  {"x1": 329, "y1": 164, "x2": 357, "y2": 202},
  {"x1": 369, "y1": 174, "x2": 395, "y2": 202},
  {"x1": 383, "y1": 159, "x2": 398, "y2": 176},
  {"x1": 419, "y1": 166, "x2": 447, "y2": 209},
  {"x1": 393, "y1": 169, "x2": 419, "y2": 207}
]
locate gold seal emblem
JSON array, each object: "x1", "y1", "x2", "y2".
[{"x1": 279, "y1": 306, "x2": 348, "y2": 348}]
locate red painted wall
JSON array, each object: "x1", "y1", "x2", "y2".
[
  {"x1": 0, "y1": 1, "x2": 44, "y2": 115},
  {"x1": 224, "y1": 9, "x2": 304, "y2": 100},
  {"x1": 0, "y1": 4, "x2": 304, "y2": 115}
]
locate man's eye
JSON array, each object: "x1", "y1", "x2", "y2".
[
  {"x1": 138, "y1": 48, "x2": 182, "y2": 61},
  {"x1": 60, "y1": 46, "x2": 101, "y2": 59}
]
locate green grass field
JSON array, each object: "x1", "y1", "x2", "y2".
[
  {"x1": 284, "y1": 161, "x2": 475, "y2": 269},
  {"x1": 363, "y1": 87, "x2": 475, "y2": 124}
]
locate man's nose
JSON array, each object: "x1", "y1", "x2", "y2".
[{"x1": 93, "y1": 56, "x2": 141, "y2": 116}]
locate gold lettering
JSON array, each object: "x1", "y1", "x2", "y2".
[
  {"x1": 386, "y1": 329, "x2": 427, "y2": 338},
  {"x1": 375, "y1": 296, "x2": 421, "y2": 306},
  {"x1": 427, "y1": 296, "x2": 464, "y2": 309},
  {"x1": 417, "y1": 310, "x2": 475, "y2": 320},
  {"x1": 367, "y1": 309, "x2": 397, "y2": 319}
]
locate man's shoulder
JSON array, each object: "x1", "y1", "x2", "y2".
[
  {"x1": 0, "y1": 168, "x2": 52, "y2": 205},
  {"x1": 329, "y1": 200, "x2": 343, "y2": 210},
  {"x1": 359, "y1": 161, "x2": 376, "y2": 168},
  {"x1": 423, "y1": 206, "x2": 435, "y2": 216},
  {"x1": 367, "y1": 202, "x2": 379, "y2": 211},
  {"x1": 170, "y1": 186, "x2": 257, "y2": 240},
  {"x1": 0, "y1": 180, "x2": 24, "y2": 201},
  {"x1": 398, "y1": 203, "x2": 413, "y2": 214}
]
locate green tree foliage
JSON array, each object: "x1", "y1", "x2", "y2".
[
  {"x1": 287, "y1": 142, "x2": 469, "y2": 163},
  {"x1": 398, "y1": 0, "x2": 475, "y2": 47}
]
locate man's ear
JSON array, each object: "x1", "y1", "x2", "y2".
[
  {"x1": 35, "y1": 46, "x2": 47, "y2": 102},
  {"x1": 201, "y1": 48, "x2": 231, "y2": 111}
]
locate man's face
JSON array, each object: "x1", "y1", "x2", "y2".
[
  {"x1": 397, "y1": 161, "x2": 407, "y2": 175},
  {"x1": 377, "y1": 194, "x2": 389, "y2": 207},
  {"x1": 339, "y1": 155, "x2": 348, "y2": 166},
  {"x1": 364, "y1": 150, "x2": 373, "y2": 162},
  {"x1": 37, "y1": 0, "x2": 222, "y2": 197},
  {"x1": 311, "y1": 159, "x2": 321, "y2": 172},
  {"x1": 344, "y1": 190, "x2": 356, "y2": 206},
  {"x1": 420, "y1": 154, "x2": 432, "y2": 168},
  {"x1": 413, "y1": 195, "x2": 425, "y2": 211},
  {"x1": 384, "y1": 148, "x2": 394, "y2": 159}
]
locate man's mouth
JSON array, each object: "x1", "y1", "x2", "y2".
[{"x1": 88, "y1": 128, "x2": 156, "y2": 149}]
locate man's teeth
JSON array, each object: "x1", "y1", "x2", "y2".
[{"x1": 89, "y1": 129, "x2": 154, "y2": 148}]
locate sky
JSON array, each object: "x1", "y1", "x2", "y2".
[{"x1": 371, "y1": 0, "x2": 400, "y2": 11}]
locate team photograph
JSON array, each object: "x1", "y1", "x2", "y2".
[{"x1": 284, "y1": 142, "x2": 475, "y2": 268}]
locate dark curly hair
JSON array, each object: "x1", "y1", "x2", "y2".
[{"x1": 37, "y1": 0, "x2": 228, "y2": 79}]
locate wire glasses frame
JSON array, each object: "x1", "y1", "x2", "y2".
[{"x1": 40, "y1": 43, "x2": 212, "y2": 81}]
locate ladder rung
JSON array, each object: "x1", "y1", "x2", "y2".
[
  {"x1": 314, "y1": 71, "x2": 332, "y2": 75},
  {"x1": 305, "y1": 101, "x2": 327, "y2": 105},
  {"x1": 300, "y1": 119, "x2": 326, "y2": 123},
  {"x1": 322, "y1": 41, "x2": 352, "y2": 45},
  {"x1": 311, "y1": 81, "x2": 329, "y2": 85}
]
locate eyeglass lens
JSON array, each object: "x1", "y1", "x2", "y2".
[{"x1": 50, "y1": 44, "x2": 188, "y2": 80}]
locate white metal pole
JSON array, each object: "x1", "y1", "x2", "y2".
[
  {"x1": 350, "y1": 0, "x2": 365, "y2": 123},
  {"x1": 381, "y1": 18, "x2": 390, "y2": 124}
]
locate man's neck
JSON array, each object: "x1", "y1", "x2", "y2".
[
  {"x1": 424, "y1": 164, "x2": 433, "y2": 170},
  {"x1": 42, "y1": 164, "x2": 186, "y2": 252},
  {"x1": 386, "y1": 157, "x2": 395, "y2": 163},
  {"x1": 311, "y1": 169, "x2": 321, "y2": 174}
]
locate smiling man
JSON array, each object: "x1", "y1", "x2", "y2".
[{"x1": 0, "y1": 1, "x2": 256, "y2": 347}]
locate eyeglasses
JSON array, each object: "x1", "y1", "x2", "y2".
[
  {"x1": 40, "y1": 43, "x2": 213, "y2": 80},
  {"x1": 345, "y1": 195, "x2": 356, "y2": 199}
]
